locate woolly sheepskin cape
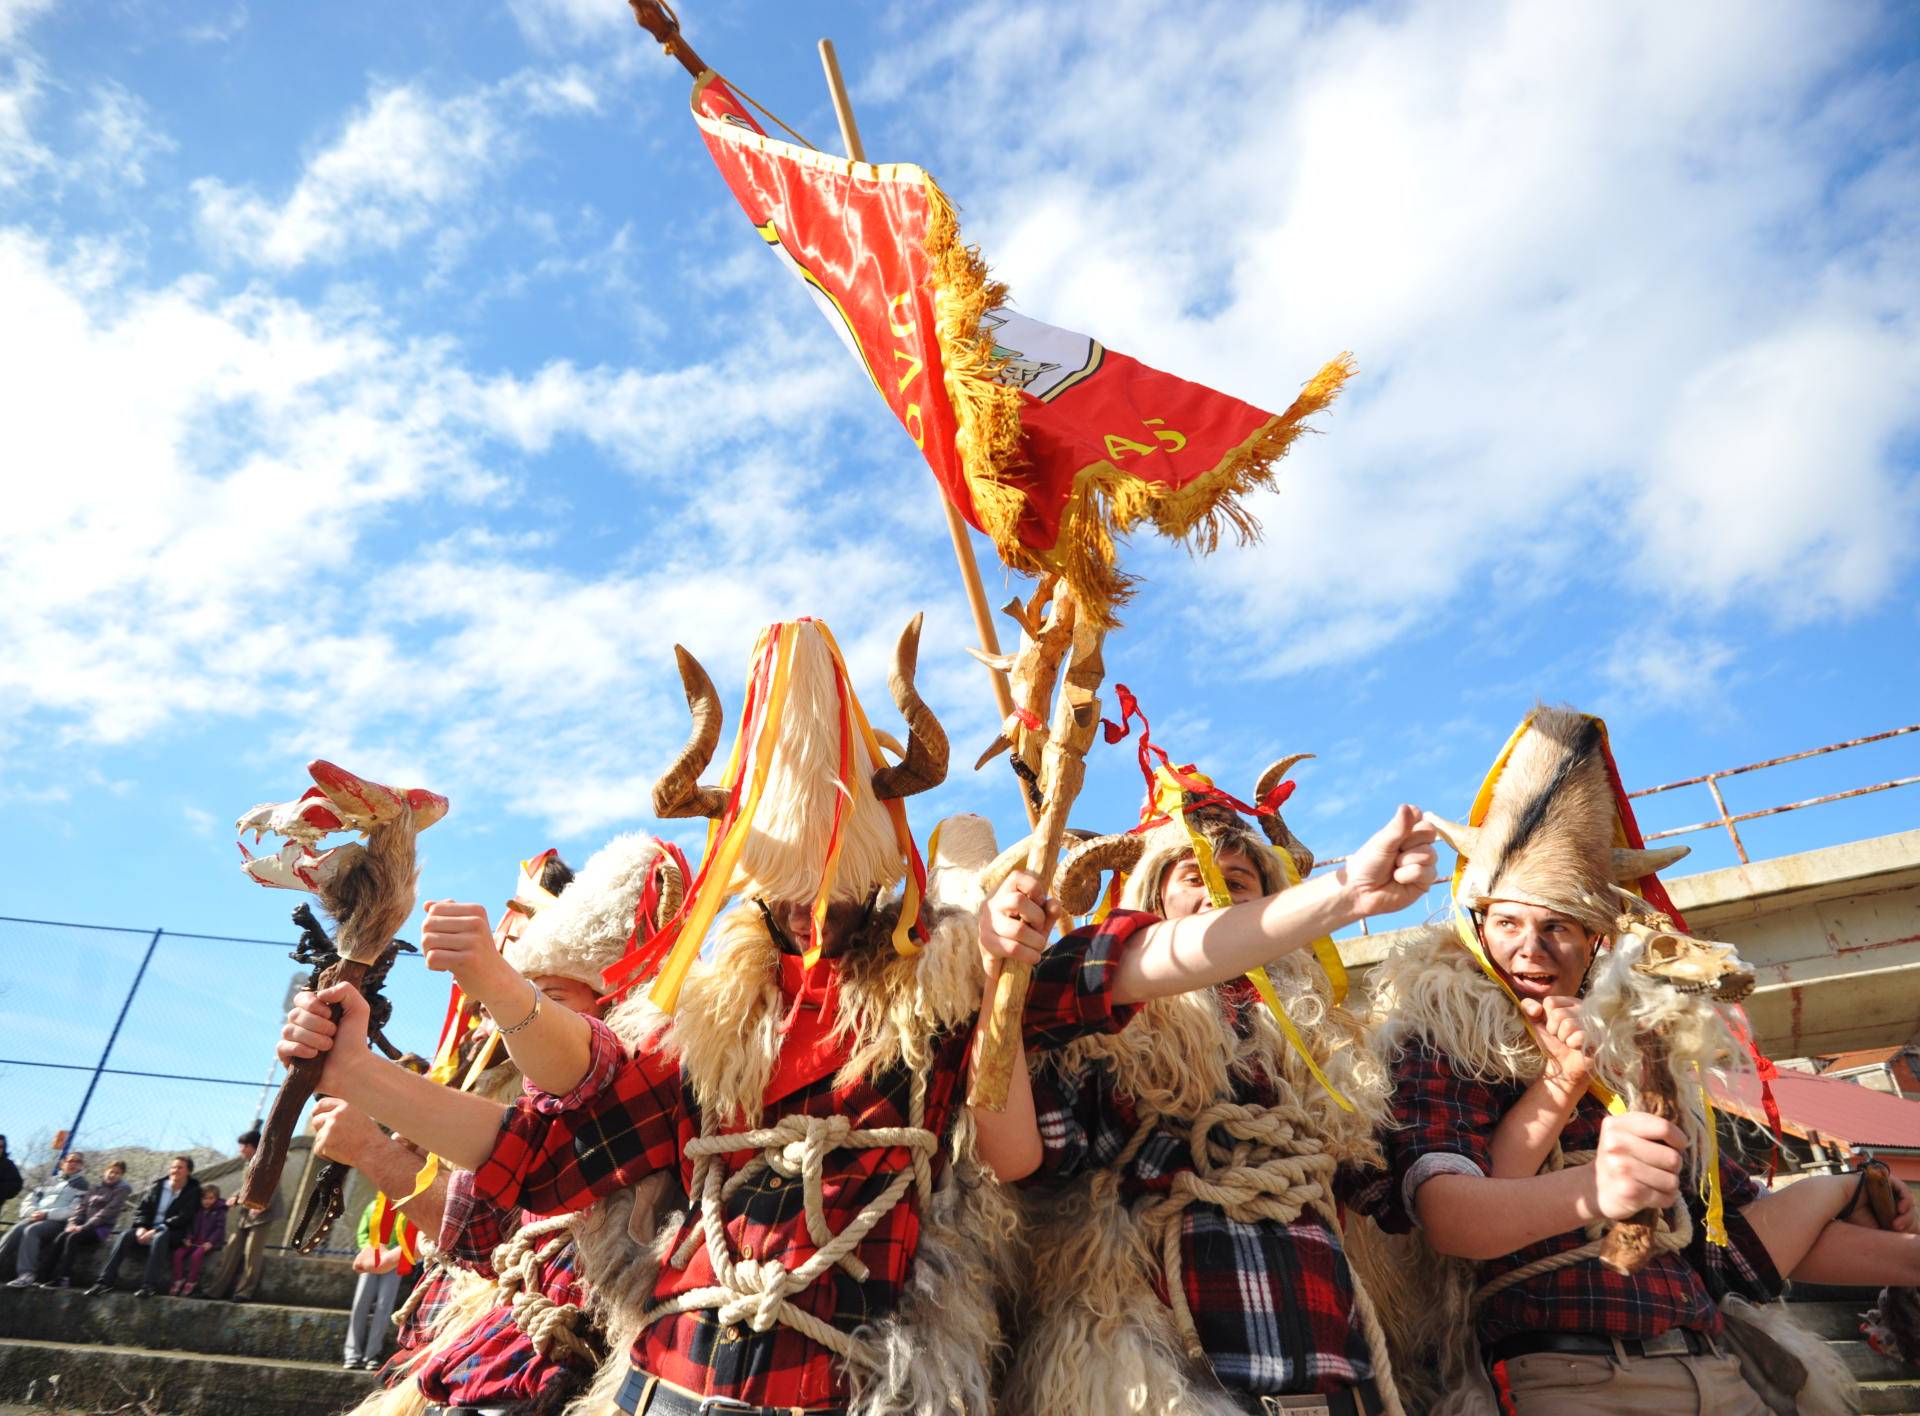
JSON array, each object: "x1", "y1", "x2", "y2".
[
  {"x1": 1003, "y1": 939, "x2": 1391, "y2": 1416},
  {"x1": 1352, "y1": 924, "x2": 1852, "y2": 1416},
  {"x1": 592, "y1": 892, "x2": 1019, "y2": 1416},
  {"x1": 504, "y1": 832, "x2": 669, "y2": 991}
]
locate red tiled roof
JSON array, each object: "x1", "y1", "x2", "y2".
[
  {"x1": 1712, "y1": 1069, "x2": 1920, "y2": 1150},
  {"x1": 1818, "y1": 1046, "x2": 1909, "y2": 1074}
]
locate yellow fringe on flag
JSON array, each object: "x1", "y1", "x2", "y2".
[{"x1": 920, "y1": 176, "x2": 1352, "y2": 628}]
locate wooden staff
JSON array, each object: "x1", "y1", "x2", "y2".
[
  {"x1": 1598, "y1": 1030, "x2": 1679, "y2": 1275},
  {"x1": 968, "y1": 582, "x2": 1107, "y2": 1109}
]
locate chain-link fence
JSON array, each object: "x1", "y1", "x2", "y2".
[{"x1": 0, "y1": 914, "x2": 446, "y2": 1252}]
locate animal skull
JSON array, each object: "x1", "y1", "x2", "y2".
[
  {"x1": 236, "y1": 759, "x2": 448, "y2": 894},
  {"x1": 1617, "y1": 904, "x2": 1755, "y2": 1003}
]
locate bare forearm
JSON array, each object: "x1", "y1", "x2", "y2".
[
  {"x1": 333, "y1": 1054, "x2": 508, "y2": 1172},
  {"x1": 1740, "y1": 1175, "x2": 1852, "y2": 1279},
  {"x1": 478, "y1": 979, "x2": 595, "y2": 1098},
  {"x1": 1115, "y1": 872, "x2": 1354, "y2": 1004},
  {"x1": 968, "y1": 1022, "x2": 1041, "y2": 1182},
  {"x1": 344, "y1": 1135, "x2": 449, "y2": 1234},
  {"x1": 1791, "y1": 1221, "x2": 1920, "y2": 1286},
  {"x1": 1417, "y1": 1168, "x2": 1601, "y2": 1260},
  {"x1": 1490, "y1": 1074, "x2": 1585, "y2": 1179}
]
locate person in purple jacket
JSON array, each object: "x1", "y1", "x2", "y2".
[
  {"x1": 169, "y1": 1184, "x2": 227, "y2": 1296},
  {"x1": 26, "y1": 1159, "x2": 129, "y2": 1289}
]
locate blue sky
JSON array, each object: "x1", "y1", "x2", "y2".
[{"x1": 1, "y1": 1, "x2": 1916, "y2": 1154}]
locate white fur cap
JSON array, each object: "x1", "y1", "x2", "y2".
[{"x1": 504, "y1": 833, "x2": 667, "y2": 990}]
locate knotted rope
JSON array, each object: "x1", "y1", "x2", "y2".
[
  {"x1": 642, "y1": 1071, "x2": 938, "y2": 1368},
  {"x1": 1107, "y1": 1094, "x2": 1405, "y2": 1416},
  {"x1": 490, "y1": 1212, "x2": 597, "y2": 1365},
  {"x1": 1471, "y1": 1148, "x2": 1693, "y2": 1307}
]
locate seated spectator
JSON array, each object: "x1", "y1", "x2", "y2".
[
  {"x1": 169, "y1": 1183, "x2": 227, "y2": 1296},
  {"x1": 86, "y1": 1155, "x2": 201, "y2": 1299},
  {"x1": 32, "y1": 1159, "x2": 130, "y2": 1288},
  {"x1": 201, "y1": 1129, "x2": 280, "y2": 1303},
  {"x1": 0, "y1": 1136, "x2": 21, "y2": 1210},
  {"x1": 0, "y1": 1150, "x2": 89, "y2": 1282}
]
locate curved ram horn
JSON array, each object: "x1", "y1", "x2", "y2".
[
  {"x1": 871, "y1": 613, "x2": 950, "y2": 801},
  {"x1": 1253, "y1": 753, "x2": 1317, "y2": 875},
  {"x1": 651, "y1": 845, "x2": 687, "y2": 930},
  {"x1": 651, "y1": 645, "x2": 729, "y2": 820},
  {"x1": 1612, "y1": 843, "x2": 1690, "y2": 882},
  {"x1": 977, "y1": 837, "x2": 1036, "y2": 903},
  {"x1": 1054, "y1": 833, "x2": 1146, "y2": 917}
]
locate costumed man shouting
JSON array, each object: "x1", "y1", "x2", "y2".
[
  {"x1": 1355, "y1": 707, "x2": 1920, "y2": 1416},
  {"x1": 973, "y1": 705, "x2": 1430, "y2": 1416}
]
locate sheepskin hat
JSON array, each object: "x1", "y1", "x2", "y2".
[
  {"x1": 1428, "y1": 707, "x2": 1689, "y2": 934},
  {"x1": 504, "y1": 833, "x2": 684, "y2": 990}
]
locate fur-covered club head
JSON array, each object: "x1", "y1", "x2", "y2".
[
  {"x1": 652, "y1": 616, "x2": 946, "y2": 906},
  {"x1": 505, "y1": 833, "x2": 683, "y2": 990},
  {"x1": 1428, "y1": 707, "x2": 1689, "y2": 934}
]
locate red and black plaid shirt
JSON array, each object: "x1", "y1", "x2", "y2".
[
  {"x1": 438, "y1": 1013, "x2": 629, "y2": 1270},
  {"x1": 1029, "y1": 972, "x2": 1379, "y2": 1397},
  {"x1": 411, "y1": 1241, "x2": 593, "y2": 1407},
  {"x1": 467, "y1": 914, "x2": 1143, "y2": 1409},
  {"x1": 1369, "y1": 1039, "x2": 1781, "y2": 1346}
]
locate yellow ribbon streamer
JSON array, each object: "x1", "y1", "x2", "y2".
[
  {"x1": 1154, "y1": 766, "x2": 1352, "y2": 1112},
  {"x1": 651, "y1": 624, "x2": 799, "y2": 1014}
]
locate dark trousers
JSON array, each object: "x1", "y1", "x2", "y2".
[
  {"x1": 97, "y1": 1228, "x2": 173, "y2": 1290},
  {"x1": 36, "y1": 1227, "x2": 103, "y2": 1283},
  {"x1": 202, "y1": 1221, "x2": 269, "y2": 1299}
]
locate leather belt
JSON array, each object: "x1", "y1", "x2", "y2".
[
  {"x1": 1484, "y1": 1326, "x2": 1718, "y2": 1368},
  {"x1": 616, "y1": 1367, "x2": 847, "y2": 1416},
  {"x1": 422, "y1": 1407, "x2": 513, "y2": 1416}
]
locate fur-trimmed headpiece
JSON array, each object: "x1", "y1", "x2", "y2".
[
  {"x1": 635, "y1": 615, "x2": 948, "y2": 1011},
  {"x1": 1053, "y1": 685, "x2": 1315, "y2": 919},
  {"x1": 504, "y1": 834, "x2": 685, "y2": 990},
  {"x1": 1428, "y1": 706, "x2": 1689, "y2": 934}
]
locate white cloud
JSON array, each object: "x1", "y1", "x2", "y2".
[
  {"x1": 0, "y1": 0, "x2": 53, "y2": 46},
  {"x1": 192, "y1": 85, "x2": 509, "y2": 270},
  {"x1": 879, "y1": 0, "x2": 1920, "y2": 674},
  {"x1": 73, "y1": 82, "x2": 174, "y2": 188},
  {"x1": 506, "y1": 0, "x2": 630, "y2": 52}
]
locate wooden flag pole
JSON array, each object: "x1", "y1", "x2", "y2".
[{"x1": 817, "y1": 37, "x2": 1021, "y2": 737}]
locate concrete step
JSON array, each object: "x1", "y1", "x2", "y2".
[
  {"x1": 252, "y1": 1252, "x2": 360, "y2": 1309},
  {"x1": 0, "y1": 1336, "x2": 375, "y2": 1416},
  {"x1": 55, "y1": 1244, "x2": 360, "y2": 1309},
  {"x1": 0, "y1": 1285, "x2": 349, "y2": 1364},
  {"x1": 1859, "y1": 1378, "x2": 1920, "y2": 1415},
  {"x1": 1835, "y1": 1338, "x2": 1920, "y2": 1384},
  {"x1": 1789, "y1": 1297, "x2": 1867, "y2": 1340}
]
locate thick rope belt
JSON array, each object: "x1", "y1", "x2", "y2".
[
  {"x1": 1110, "y1": 1097, "x2": 1405, "y2": 1416},
  {"x1": 491, "y1": 1212, "x2": 597, "y2": 1365},
  {"x1": 644, "y1": 1079, "x2": 936, "y2": 1370}
]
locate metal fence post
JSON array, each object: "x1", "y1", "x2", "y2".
[{"x1": 57, "y1": 927, "x2": 163, "y2": 1161}]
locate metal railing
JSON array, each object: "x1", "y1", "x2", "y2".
[
  {"x1": 1312, "y1": 722, "x2": 1920, "y2": 934},
  {"x1": 1626, "y1": 724, "x2": 1920, "y2": 864}
]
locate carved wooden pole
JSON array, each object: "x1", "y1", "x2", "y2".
[{"x1": 1598, "y1": 1031, "x2": 1679, "y2": 1275}]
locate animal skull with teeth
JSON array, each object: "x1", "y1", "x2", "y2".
[
  {"x1": 237, "y1": 759, "x2": 448, "y2": 895},
  {"x1": 1615, "y1": 900, "x2": 1755, "y2": 1003}
]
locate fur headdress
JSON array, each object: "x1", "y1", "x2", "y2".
[
  {"x1": 504, "y1": 834, "x2": 685, "y2": 990},
  {"x1": 633, "y1": 615, "x2": 947, "y2": 1011},
  {"x1": 1053, "y1": 683, "x2": 1315, "y2": 918},
  {"x1": 1427, "y1": 707, "x2": 1689, "y2": 934}
]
